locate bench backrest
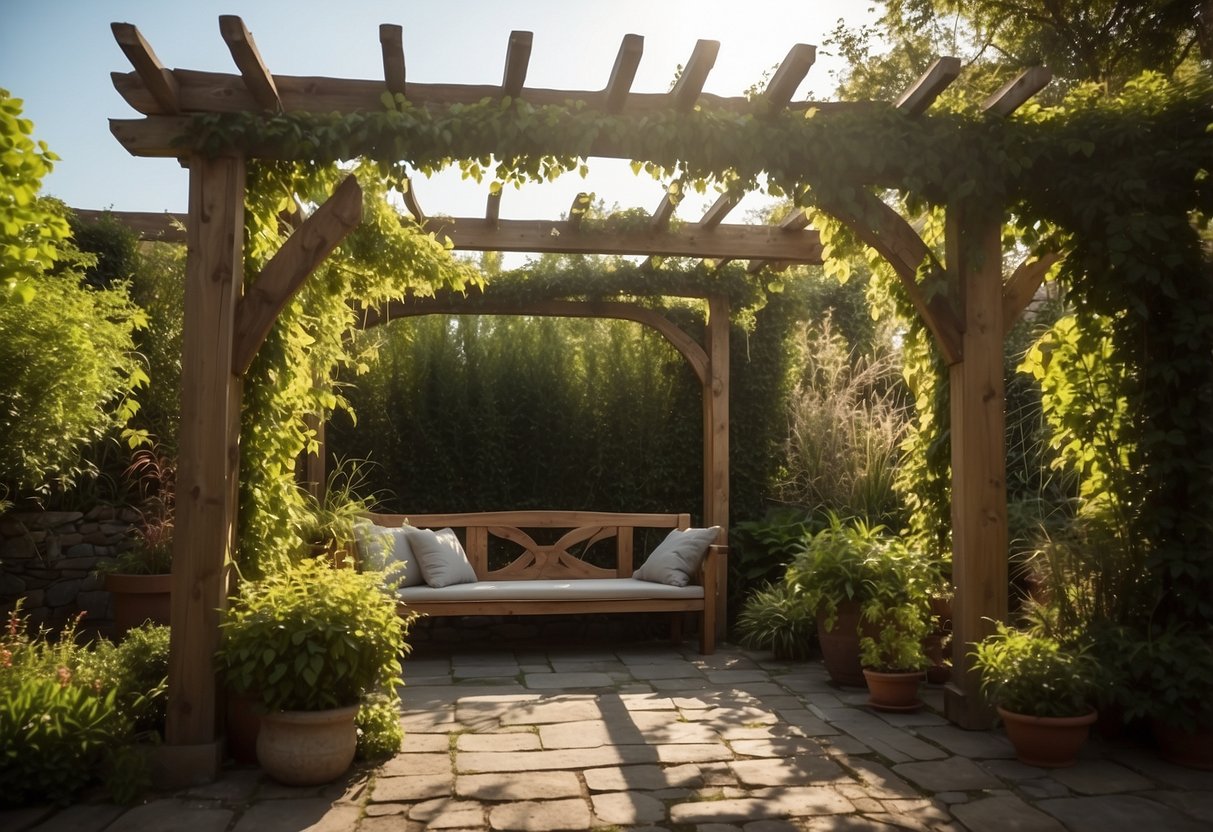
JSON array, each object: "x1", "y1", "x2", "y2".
[{"x1": 367, "y1": 510, "x2": 692, "y2": 581}]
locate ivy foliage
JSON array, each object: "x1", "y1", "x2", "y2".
[{"x1": 218, "y1": 71, "x2": 1211, "y2": 625}]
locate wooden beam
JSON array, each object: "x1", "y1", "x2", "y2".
[
  {"x1": 364, "y1": 297, "x2": 710, "y2": 384},
  {"x1": 218, "y1": 15, "x2": 282, "y2": 112},
  {"x1": 111, "y1": 22, "x2": 180, "y2": 114},
  {"x1": 401, "y1": 176, "x2": 424, "y2": 223},
  {"x1": 604, "y1": 34, "x2": 643, "y2": 113},
  {"x1": 895, "y1": 56, "x2": 961, "y2": 116},
  {"x1": 379, "y1": 24, "x2": 406, "y2": 96},
  {"x1": 670, "y1": 40, "x2": 720, "y2": 111},
  {"x1": 764, "y1": 44, "x2": 816, "y2": 109},
  {"x1": 567, "y1": 192, "x2": 592, "y2": 229},
  {"x1": 980, "y1": 66, "x2": 1052, "y2": 117},
  {"x1": 485, "y1": 188, "x2": 502, "y2": 227},
  {"x1": 1003, "y1": 252, "x2": 1060, "y2": 333},
  {"x1": 698, "y1": 193, "x2": 740, "y2": 229},
  {"x1": 746, "y1": 207, "x2": 811, "y2": 273},
  {"x1": 231, "y1": 176, "x2": 363, "y2": 375},
  {"x1": 73, "y1": 208, "x2": 187, "y2": 243},
  {"x1": 945, "y1": 201, "x2": 1008, "y2": 730},
  {"x1": 164, "y1": 154, "x2": 245, "y2": 782},
  {"x1": 704, "y1": 295, "x2": 730, "y2": 634},
  {"x1": 815, "y1": 189, "x2": 963, "y2": 364},
  {"x1": 502, "y1": 30, "x2": 533, "y2": 99},
  {"x1": 420, "y1": 216, "x2": 822, "y2": 262},
  {"x1": 111, "y1": 65, "x2": 871, "y2": 119},
  {"x1": 650, "y1": 183, "x2": 679, "y2": 231}
]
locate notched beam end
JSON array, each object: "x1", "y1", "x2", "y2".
[
  {"x1": 981, "y1": 66, "x2": 1052, "y2": 117},
  {"x1": 764, "y1": 43, "x2": 816, "y2": 110},
  {"x1": 895, "y1": 56, "x2": 961, "y2": 116},
  {"x1": 502, "y1": 30, "x2": 534, "y2": 99},
  {"x1": 670, "y1": 39, "x2": 720, "y2": 111},
  {"x1": 380, "y1": 23, "x2": 407, "y2": 96}
]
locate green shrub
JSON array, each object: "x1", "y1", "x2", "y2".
[
  {"x1": 971, "y1": 623, "x2": 1100, "y2": 718},
  {"x1": 217, "y1": 557, "x2": 411, "y2": 712},
  {"x1": 735, "y1": 582, "x2": 815, "y2": 660},
  {"x1": 0, "y1": 604, "x2": 149, "y2": 805},
  {"x1": 76, "y1": 623, "x2": 170, "y2": 736},
  {"x1": 356, "y1": 691, "x2": 403, "y2": 760}
]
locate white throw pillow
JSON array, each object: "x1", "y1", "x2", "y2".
[
  {"x1": 633, "y1": 526, "x2": 721, "y2": 587},
  {"x1": 352, "y1": 520, "x2": 424, "y2": 587},
  {"x1": 403, "y1": 526, "x2": 479, "y2": 588}
]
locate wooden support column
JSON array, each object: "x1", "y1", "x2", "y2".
[
  {"x1": 704, "y1": 295, "x2": 730, "y2": 633},
  {"x1": 163, "y1": 154, "x2": 246, "y2": 784},
  {"x1": 944, "y1": 200, "x2": 1008, "y2": 729}
]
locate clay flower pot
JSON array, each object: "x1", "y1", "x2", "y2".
[
  {"x1": 104, "y1": 572, "x2": 172, "y2": 635},
  {"x1": 997, "y1": 706, "x2": 1096, "y2": 767},
  {"x1": 256, "y1": 704, "x2": 359, "y2": 785},
  {"x1": 816, "y1": 602, "x2": 866, "y2": 687},
  {"x1": 863, "y1": 668, "x2": 925, "y2": 712}
]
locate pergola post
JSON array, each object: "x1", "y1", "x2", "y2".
[
  {"x1": 162, "y1": 154, "x2": 246, "y2": 784},
  {"x1": 944, "y1": 200, "x2": 1008, "y2": 728},
  {"x1": 704, "y1": 295, "x2": 730, "y2": 633}
]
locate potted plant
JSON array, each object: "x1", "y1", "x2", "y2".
[
  {"x1": 860, "y1": 599, "x2": 931, "y2": 712},
  {"x1": 785, "y1": 515, "x2": 940, "y2": 687},
  {"x1": 295, "y1": 458, "x2": 380, "y2": 565},
  {"x1": 101, "y1": 447, "x2": 174, "y2": 635},
  {"x1": 216, "y1": 556, "x2": 410, "y2": 785},
  {"x1": 1116, "y1": 625, "x2": 1213, "y2": 769},
  {"x1": 971, "y1": 622, "x2": 1100, "y2": 767}
]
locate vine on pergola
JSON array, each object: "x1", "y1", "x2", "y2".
[{"x1": 224, "y1": 70, "x2": 1213, "y2": 621}]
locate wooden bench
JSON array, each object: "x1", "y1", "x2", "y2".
[{"x1": 365, "y1": 510, "x2": 724, "y2": 654}]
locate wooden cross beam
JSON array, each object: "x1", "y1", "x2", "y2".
[
  {"x1": 604, "y1": 34, "x2": 643, "y2": 113},
  {"x1": 380, "y1": 24, "x2": 406, "y2": 96},
  {"x1": 567, "y1": 192, "x2": 592, "y2": 229},
  {"x1": 981, "y1": 66, "x2": 1053, "y2": 116},
  {"x1": 502, "y1": 30, "x2": 533, "y2": 99},
  {"x1": 670, "y1": 40, "x2": 720, "y2": 111},
  {"x1": 485, "y1": 188, "x2": 502, "y2": 227},
  {"x1": 763, "y1": 44, "x2": 816, "y2": 109},
  {"x1": 219, "y1": 15, "x2": 282, "y2": 112},
  {"x1": 895, "y1": 56, "x2": 961, "y2": 116},
  {"x1": 111, "y1": 23, "x2": 180, "y2": 114},
  {"x1": 745, "y1": 207, "x2": 811, "y2": 273}
]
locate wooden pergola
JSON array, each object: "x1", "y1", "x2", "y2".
[{"x1": 104, "y1": 15, "x2": 1056, "y2": 783}]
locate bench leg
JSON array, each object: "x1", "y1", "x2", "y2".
[
  {"x1": 699, "y1": 605, "x2": 716, "y2": 655},
  {"x1": 669, "y1": 613, "x2": 684, "y2": 645}
]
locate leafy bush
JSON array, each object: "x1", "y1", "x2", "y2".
[
  {"x1": 735, "y1": 582, "x2": 815, "y2": 660},
  {"x1": 356, "y1": 691, "x2": 403, "y2": 760},
  {"x1": 0, "y1": 604, "x2": 152, "y2": 805},
  {"x1": 972, "y1": 623, "x2": 1100, "y2": 718},
  {"x1": 76, "y1": 623, "x2": 170, "y2": 735},
  {"x1": 217, "y1": 557, "x2": 412, "y2": 712}
]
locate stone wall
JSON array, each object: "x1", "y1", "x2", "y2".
[{"x1": 0, "y1": 505, "x2": 139, "y2": 634}]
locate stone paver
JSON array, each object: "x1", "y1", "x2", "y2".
[
  {"x1": 15, "y1": 642, "x2": 1213, "y2": 832},
  {"x1": 1049, "y1": 760, "x2": 1154, "y2": 794},
  {"x1": 893, "y1": 756, "x2": 1004, "y2": 792},
  {"x1": 585, "y1": 763, "x2": 704, "y2": 791},
  {"x1": 488, "y1": 798, "x2": 591, "y2": 831},
  {"x1": 730, "y1": 756, "x2": 846, "y2": 786},
  {"x1": 1038, "y1": 795, "x2": 1209, "y2": 832},
  {"x1": 591, "y1": 791, "x2": 668, "y2": 825},
  {"x1": 457, "y1": 771, "x2": 582, "y2": 800},
  {"x1": 951, "y1": 794, "x2": 1066, "y2": 831}
]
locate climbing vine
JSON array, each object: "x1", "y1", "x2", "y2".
[{"x1": 217, "y1": 72, "x2": 1211, "y2": 623}]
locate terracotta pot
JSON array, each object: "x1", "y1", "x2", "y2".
[
  {"x1": 1151, "y1": 718, "x2": 1213, "y2": 770},
  {"x1": 104, "y1": 572, "x2": 172, "y2": 635},
  {"x1": 922, "y1": 630, "x2": 951, "y2": 685},
  {"x1": 816, "y1": 602, "x2": 866, "y2": 687},
  {"x1": 863, "y1": 668, "x2": 924, "y2": 712},
  {"x1": 997, "y1": 706, "x2": 1096, "y2": 767},
  {"x1": 257, "y1": 704, "x2": 359, "y2": 786}
]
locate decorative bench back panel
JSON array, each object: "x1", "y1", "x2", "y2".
[{"x1": 368, "y1": 510, "x2": 692, "y2": 581}]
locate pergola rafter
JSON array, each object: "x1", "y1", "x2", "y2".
[{"x1": 99, "y1": 14, "x2": 1054, "y2": 785}]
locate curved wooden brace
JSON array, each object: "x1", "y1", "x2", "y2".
[
  {"x1": 231, "y1": 175, "x2": 363, "y2": 375},
  {"x1": 815, "y1": 189, "x2": 963, "y2": 365},
  {"x1": 1003, "y1": 252, "x2": 1061, "y2": 334},
  {"x1": 362, "y1": 297, "x2": 710, "y2": 385}
]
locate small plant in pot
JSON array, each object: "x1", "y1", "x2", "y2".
[
  {"x1": 100, "y1": 447, "x2": 175, "y2": 635},
  {"x1": 295, "y1": 458, "x2": 380, "y2": 564},
  {"x1": 860, "y1": 600, "x2": 931, "y2": 712},
  {"x1": 972, "y1": 622, "x2": 1100, "y2": 767},
  {"x1": 216, "y1": 556, "x2": 411, "y2": 785}
]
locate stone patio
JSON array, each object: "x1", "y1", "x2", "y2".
[{"x1": 5, "y1": 641, "x2": 1212, "y2": 831}]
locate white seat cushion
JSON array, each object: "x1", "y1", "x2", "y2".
[{"x1": 397, "y1": 578, "x2": 703, "y2": 603}]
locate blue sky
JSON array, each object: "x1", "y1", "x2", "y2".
[{"x1": 2, "y1": 1, "x2": 876, "y2": 226}]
